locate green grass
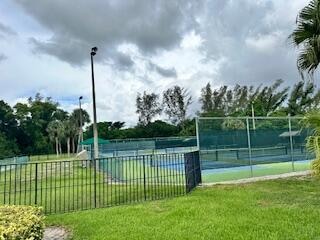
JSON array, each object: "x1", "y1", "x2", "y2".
[
  {"x1": 46, "y1": 176, "x2": 320, "y2": 240},
  {"x1": 29, "y1": 154, "x2": 76, "y2": 162},
  {"x1": 0, "y1": 159, "x2": 185, "y2": 213},
  {"x1": 202, "y1": 161, "x2": 311, "y2": 183}
]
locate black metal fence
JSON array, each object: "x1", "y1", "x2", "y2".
[{"x1": 0, "y1": 151, "x2": 201, "y2": 214}]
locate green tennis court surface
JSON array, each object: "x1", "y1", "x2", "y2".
[{"x1": 202, "y1": 160, "x2": 311, "y2": 183}]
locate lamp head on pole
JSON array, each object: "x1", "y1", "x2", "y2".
[
  {"x1": 79, "y1": 96, "x2": 83, "y2": 101},
  {"x1": 91, "y1": 47, "x2": 98, "y2": 56}
]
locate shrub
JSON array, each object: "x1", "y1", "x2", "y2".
[
  {"x1": 302, "y1": 111, "x2": 320, "y2": 176},
  {"x1": 312, "y1": 159, "x2": 320, "y2": 176},
  {"x1": 0, "y1": 205, "x2": 44, "y2": 240}
]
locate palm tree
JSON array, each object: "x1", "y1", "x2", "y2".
[
  {"x1": 47, "y1": 120, "x2": 64, "y2": 156},
  {"x1": 71, "y1": 108, "x2": 90, "y2": 152},
  {"x1": 63, "y1": 119, "x2": 78, "y2": 156},
  {"x1": 302, "y1": 111, "x2": 320, "y2": 175},
  {"x1": 289, "y1": 0, "x2": 320, "y2": 77}
]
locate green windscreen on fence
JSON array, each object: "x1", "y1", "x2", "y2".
[
  {"x1": 0, "y1": 156, "x2": 29, "y2": 165},
  {"x1": 197, "y1": 117, "x2": 312, "y2": 183},
  {"x1": 83, "y1": 136, "x2": 197, "y2": 158}
]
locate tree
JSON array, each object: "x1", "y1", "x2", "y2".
[
  {"x1": 0, "y1": 132, "x2": 19, "y2": 158},
  {"x1": 178, "y1": 119, "x2": 196, "y2": 136},
  {"x1": 136, "y1": 92, "x2": 162, "y2": 125},
  {"x1": 287, "y1": 81, "x2": 320, "y2": 115},
  {"x1": 0, "y1": 100, "x2": 19, "y2": 155},
  {"x1": 53, "y1": 109, "x2": 69, "y2": 121},
  {"x1": 221, "y1": 118, "x2": 246, "y2": 130},
  {"x1": 228, "y1": 85, "x2": 260, "y2": 116},
  {"x1": 200, "y1": 83, "x2": 213, "y2": 113},
  {"x1": 47, "y1": 120, "x2": 64, "y2": 156},
  {"x1": 63, "y1": 119, "x2": 78, "y2": 156},
  {"x1": 84, "y1": 121, "x2": 126, "y2": 140},
  {"x1": 70, "y1": 108, "x2": 90, "y2": 151},
  {"x1": 251, "y1": 79, "x2": 289, "y2": 116},
  {"x1": 199, "y1": 84, "x2": 227, "y2": 117},
  {"x1": 142, "y1": 120, "x2": 179, "y2": 137},
  {"x1": 0, "y1": 100, "x2": 17, "y2": 139},
  {"x1": 84, "y1": 120, "x2": 181, "y2": 140},
  {"x1": 289, "y1": 0, "x2": 320, "y2": 77},
  {"x1": 14, "y1": 93, "x2": 59, "y2": 154},
  {"x1": 199, "y1": 80, "x2": 288, "y2": 117},
  {"x1": 70, "y1": 108, "x2": 91, "y2": 128},
  {"x1": 111, "y1": 121, "x2": 125, "y2": 130},
  {"x1": 163, "y1": 86, "x2": 192, "y2": 125}
]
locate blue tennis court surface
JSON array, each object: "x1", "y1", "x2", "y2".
[{"x1": 201, "y1": 159, "x2": 311, "y2": 175}]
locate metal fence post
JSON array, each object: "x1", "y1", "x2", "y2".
[
  {"x1": 288, "y1": 116, "x2": 295, "y2": 171},
  {"x1": 35, "y1": 163, "x2": 38, "y2": 205},
  {"x1": 94, "y1": 158, "x2": 97, "y2": 208},
  {"x1": 246, "y1": 118, "x2": 253, "y2": 177},
  {"x1": 143, "y1": 155, "x2": 147, "y2": 201},
  {"x1": 195, "y1": 117, "x2": 200, "y2": 151},
  {"x1": 193, "y1": 152, "x2": 196, "y2": 187}
]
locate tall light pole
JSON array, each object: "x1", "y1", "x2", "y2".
[
  {"x1": 91, "y1": 47, "x2": 99, "y2": 159},
  {"x1": 78, "y1": 96, "x2": 83, "y2": 151},
  {"x1": 251, "y1": 101, "x2": 256, "y2": 130}
]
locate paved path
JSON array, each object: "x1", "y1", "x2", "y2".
[
  {"x1": 44, "y1": 226, "x2": 70, "y2": 240},
  {"x1": 201, "y1": 170, "x2": 311, "y2": 186}
]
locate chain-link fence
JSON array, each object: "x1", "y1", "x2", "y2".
[
  {"x1": 197, "y1": 117, "x2": 313, "y2": 183},
  {"x1": 0, "y1": 156, "x2": 29, "y2": 166},
  {"x1": 83, "y1": 136, "x2": 197, "y2": 159}
]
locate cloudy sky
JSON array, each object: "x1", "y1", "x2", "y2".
[{"x1": 0, "y1": 0, "x2": 309, "y2": 126}]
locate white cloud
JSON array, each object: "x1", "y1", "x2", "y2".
[
  {"x1": 181, "y1": 31, "x2": 203, "y2": 49},
  {"x1": 245, "y1": 31, "x2": 284, "y2": 54}
]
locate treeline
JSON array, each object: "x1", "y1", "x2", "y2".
[
  {"x1": 86, "y1": 80, "x2": 320, "y2": 139},
  {"x1": 0, "y1": 80, "x2": 319, "y2": 157},
  {"x1": 0, "y1": 94, "x2": 90, "y2": 158}
]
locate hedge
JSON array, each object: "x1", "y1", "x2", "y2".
[{"x1": 0, "y1": 205, "x2": 44, "y2": 240}]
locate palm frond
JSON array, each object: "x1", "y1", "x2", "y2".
[
  {"x1": 303, "y1": 110, "x2": 320, "y2": 175},
  {"x1": 290, "y1": 0, "x2": 320, "y2": 77}
]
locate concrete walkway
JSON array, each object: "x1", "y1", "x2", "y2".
[
  {"x1": 44, "y1": 226, "x2": 70, "y2": 240},
  {"x1": 201, "y1": 170, "x2": 311, "y2": 186}
]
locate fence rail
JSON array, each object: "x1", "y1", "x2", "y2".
[{"x1": 0, "y1": 152, "x2": 201, "y2": 214}]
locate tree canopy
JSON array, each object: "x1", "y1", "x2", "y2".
[{"x1": 1, "y1": 79, "x2": 320, "y2": 157}]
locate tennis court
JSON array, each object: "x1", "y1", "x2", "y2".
[
  {"x1": 82, "y1": 117, "x2": 313, "y2": 184},
  {"x1": 197, "y1": 117, "x2": 313, "y2": 183}
]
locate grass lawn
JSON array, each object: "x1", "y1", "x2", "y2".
[
  {"x1": 29, "y1": 154, "x2": 77, "y2": 162},
  {"x1": 0, "y1": 158, "x2": 185, "y2": 213},
  {"x1": 47, "y1": 176, "x2": 320, "y2": 240}
]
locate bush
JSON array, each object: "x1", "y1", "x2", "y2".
[
  {"x1": 312, "y1": 159, "x2": 320, "y2": 176},
  {"x1": 0, "y1": 205, "x2": 44, "y2": 240}
]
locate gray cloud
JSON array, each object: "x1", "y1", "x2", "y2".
[
  {"x1": 148, "y1": 62, "x2": 177, "y2": 78},
  {"x1": 113, "y1": 52, "x2": 134, "y2": 70},
  {"x1": 0, "y1": 22, "x2": 17, "y2": 37},
  {"x1": 14, "y1": 0, "x2": 200, "y2": 67},
  {"x1": 0, "y1": 54, "x2": 7, "y2": 62},
  {"x1": 29, "y1": 37, "x2": 89, "y2": 66},
  {"x1": 197, "y1": 0, "x2": 306, "y2": 86}
]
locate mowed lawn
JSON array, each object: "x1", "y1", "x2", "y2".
[{"x1": 46, "y1": 176, "x2": 320, "y2": 240}]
